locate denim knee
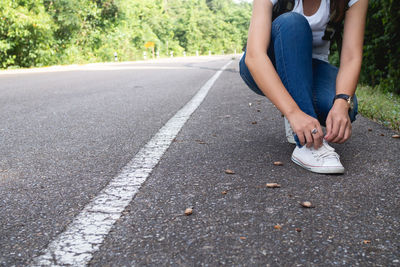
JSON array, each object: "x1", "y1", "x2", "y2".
[{"x1": 272, "y1": 12, "x2": 312, "y2": 40}]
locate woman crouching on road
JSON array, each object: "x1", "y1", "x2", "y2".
[{"x1": 239, "y1": 0, "x2": 368, "y2": 174}]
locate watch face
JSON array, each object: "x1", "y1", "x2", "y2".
[{"x1": 349, "y1": 97, "x2": 354, "y2": 110}]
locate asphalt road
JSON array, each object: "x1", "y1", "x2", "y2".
[{"x1": 0, "y1": 56, "x2": 399, "y2": 266}]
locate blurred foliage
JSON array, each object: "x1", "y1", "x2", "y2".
[
  {"x1": 330, "y1": 0, "x2": 399, "y2": 95},
  {"x1": 0, "y1": 0, "x2": 252, "y2": 67},
  {"x1": 0, "y1": 0, "x2": 56, "y2": 67},
  {"x1": 357, "y1": 85, "x2": 400, "y2": 131},
  {"x1": 360, "y1": 0, "x2": 399, "y2": 95}
]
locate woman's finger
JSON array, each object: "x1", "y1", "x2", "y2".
[
  {"x1": 304, "y1": 129, "x2": 314, "y2": 148},
  {"x1": 313, "y1": 124, "x2": 324, "y2": 149},
  {"x1": 324, "y1": 115, "x2": 334, "y2": 141},
  {"x1": 297, "y1": 132, "x2": 306, "y2": 146},
  {"x1": 333, "y1": 119, "x2": 347, "y2": 143},
  {"x1": 339, "y1": 122, "x2": 352, "y2": 143},
  {"x1": 328, "y1": 119, "x2": 340, "y2": 142}
]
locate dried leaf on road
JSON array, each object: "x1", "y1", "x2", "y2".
[
  {"x1": 266, "y1": 183, "x2": 281, "y2": 188},
  {"x1": 380, "y1": 133, "x2": 385, "y2": 136},
  {"x1": 184, "y1": 208, "x2": 193, "y2": 216},
  {"x1": 273, "y1": 161, "x2": 283, "y2": 166},
  {"x1": 240, "y1": 236, "x2": 247, "y2": 240},
  {"x1": 225, "y1": 169, "x2": 235, "y2": 175},
  {"x1": 300, "y1": 201, "x2": 315, "y2": 208},
  {"x1": 368, "y1": 128, "x2": 372, "y2": 132},
  {"x1": 295, "y1": 228, "x2": 302, "y2": 232},
  {"x1": 274, "y1": 224, "x2": 282, "y2": 230},
  {"x1": 392, "y1": 134, "x2": 400, "y2": 139},
  {"x1": 221, "y1": 191, "x2": 227, "y2": 195},
  {"x1": 363, "y1": 240, "x2": 371, "y2": 244},
  {"x1": 251, "y1": 121, "x2": 257, "y2": 125}
]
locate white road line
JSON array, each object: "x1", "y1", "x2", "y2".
[{"x1": 31, "y1": 60, "x2": 232, "y2": 267}]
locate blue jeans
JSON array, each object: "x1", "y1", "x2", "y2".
[{"x1": 239, "y1": 12, "x2": 358, "y2": 138}]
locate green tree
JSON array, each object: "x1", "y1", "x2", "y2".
[
  {"x1": 361, "y1": 0, "x2": 399, "y2": 94},
  {"x1": 0, "y1": 0, "x2": 252, "y2": 67},
  {"x1": 0, "y1": 0, "x2": 56, "y2": 67}
]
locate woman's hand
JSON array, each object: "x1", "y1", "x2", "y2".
[
  {"x1": 287, "y1": 111, "x2": 323, "y2": 149},
  {"x1": 324, "y1": 100, "x2": 352, "y2": 143}
]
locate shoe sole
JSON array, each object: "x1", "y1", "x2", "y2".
[{"x1": 291, "y1": 155, "x2": 345, "y2": 174}]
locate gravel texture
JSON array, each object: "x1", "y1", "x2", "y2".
[{"x1": 0, "y1": 56, "x2": 399, "y2": 266}]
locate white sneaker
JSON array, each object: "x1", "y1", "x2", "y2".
[
  {"x1": 291, "y1": 140, "x2": 345, "y2": 174},
  {"x1": 284, "y1": 117, "x2": 296, "y2": 144}
]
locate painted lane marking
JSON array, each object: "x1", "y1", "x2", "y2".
[{"x1": 31, "y1": 60, "x2": 232, "y2": 266}]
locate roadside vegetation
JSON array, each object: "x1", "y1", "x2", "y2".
[
  {"x1": 330, "y1": 0, "x2": 399, "y2": 131},
  {"x1": 0, "y1": 0, "x2": 251, "y2": 68},
  {"x1": 0, "y1": 0, "x2": 398, "y2": 130},
  {"x1": 356, "y1": 85, "x2": 400, "y2": 131},
  {"x1": 357, "y1": 0, "x2": 399, "y2": 131}
]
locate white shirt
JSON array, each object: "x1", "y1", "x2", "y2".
[{"x1": 269, "y1": 0, "x2": 359, "y2": 62}]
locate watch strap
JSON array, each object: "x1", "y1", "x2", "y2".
[{"x1": 333, "y1": 94, "x2": 351, "y2": 104}]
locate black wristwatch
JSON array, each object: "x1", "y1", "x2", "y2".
[{"x1": 333, "y1": 94, "x2": 354, "y2": 111}]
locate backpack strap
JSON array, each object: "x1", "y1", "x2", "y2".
[
  {"x1": 272, "y1": 0, "x2": 295, "y2": 20},
  {"x1": 322, "y1": 0, "x2": 350, "y2": 54}
]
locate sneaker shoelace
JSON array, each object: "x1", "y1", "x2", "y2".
[{"x1": 312, "y1": 142, "x2": 339, "y2": 161}]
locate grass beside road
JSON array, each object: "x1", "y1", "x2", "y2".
[{"x1": 356, "y1": 85, "x2": 400, "y2": 131}]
